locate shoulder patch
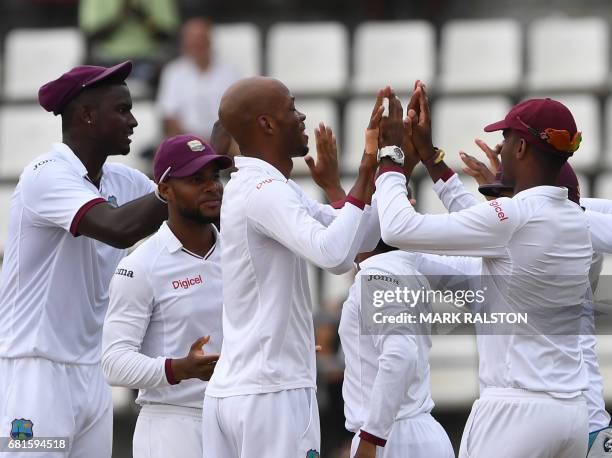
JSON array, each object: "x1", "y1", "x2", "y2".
[
  {"x1": 114, "y1": 267, "x2": 134, "y2": 278},
  {"x1": 32, "y1": 159, "x2": 55, "y2": 171}
]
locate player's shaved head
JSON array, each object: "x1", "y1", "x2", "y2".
[
  {"x1": 218, "y1": 77, "x2": 308, "y2": 175},
  {"x1": 219, "y1": 77, "x2": 287, "y2": 148}
]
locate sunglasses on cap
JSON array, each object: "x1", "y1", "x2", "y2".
[{"x1": 516, "y1": 116, "x2": 582, "y2": 154}]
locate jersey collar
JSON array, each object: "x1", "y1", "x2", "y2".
[
  {"x1": 158, "y1": 221, "x2": 220, "y2": 256},
  {"x1": 53, "y1": 142, "x2": 89, "y2": 178},
  {"x1": 234, "y1": 156, "x2": 288, "y2": 182},
  {"x1": 513, "y1": 185, "x2": 567, "y2": 201}
]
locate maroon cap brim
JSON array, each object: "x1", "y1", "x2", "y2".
[
  {"x1": 86, "y1": 61, "x2": 133, "y2": 87},
  {"x1": 478, "y1": 181, "x2": 513, "y2": 198},
  {"x1": 483, "y1": 119, "x2": 509, "y2": 133},
  {"x1": 169, "y1": 154, "x2": 234, "y2": 179}
]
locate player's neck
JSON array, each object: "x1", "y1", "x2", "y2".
[
  {"x1": 513, "y1": 170, "x2": 560, "y2": 195},
  {"x1": 167, "y1": 217, "x2": 216, "y2": 258},
  {"x1": 63, "y1": 136, "x2": 107, "y2": 187}
]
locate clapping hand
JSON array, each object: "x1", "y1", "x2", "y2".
[
  {"x1": 406, "y1": 81, "x2": 435, "y2": 162},
  {"x1": 305, "y1": 123, "x2": 345, "y2": 202},
  {"x1": 460, "y1": 139, "x2": 502, "y2": 186}
]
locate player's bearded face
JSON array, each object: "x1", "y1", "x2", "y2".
[{"x1": 169, "y1": 164, "x2": 223, "y2": 224}]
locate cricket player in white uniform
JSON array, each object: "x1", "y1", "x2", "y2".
[
  {"x1": 0, "y1": 62, "x2": 168, "y2": 457},
  {"x1": 340, "y1": 238, "x2": 455, "y2": 458},
  {"x1": 201, "y1": 77, "x2": 385, "y2": 457},
  {"x1": 369, "y1": 86, "x2": 592, "y2": 457},
  {"x1": 447, "y1": 150, "x2": 612, "y2": 457},
  {"x1": 102, "y1": 135, "x2": 232, "y2": 458}
]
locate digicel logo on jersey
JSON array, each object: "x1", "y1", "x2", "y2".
[
  {"x1": 172, "y1": 275, "x2": 203, "y2": 290},
  {"x1": 489, "y1": 200, "x2": 509, "y2": 221}
]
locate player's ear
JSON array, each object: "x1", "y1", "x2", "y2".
[
  {"x1": 256, "y1": 114, "x2": 275, "y2": 135},
  {"x1": 516, "y1": 138, "x2": 527, "y2": 160},
  {"x1": 158, "y1": 182, "x2": 172, "y2": 203}
]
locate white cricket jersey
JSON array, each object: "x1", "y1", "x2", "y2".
[
  {"x1": 206, "y1": 156, "x2": 369, "y2": 397},
  {"x1": 433, "y1": 174, "x2": 612, "y2": 424},
  {"x1": 376, "y1": 170, "x2": 592, "y2": 396},
  {"x1": 102, "y1": 222, "x2": 223, "y2": 409},
  {"x1": 0, "y1": 143, "x2": 155, "y2": 364},
  {"x1": 340, "y1": 250, "x2": 435, "y2": 442}
]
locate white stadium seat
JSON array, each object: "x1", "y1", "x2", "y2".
[
  {"x1": 0, "y1": 185, "x2": 16, "y2": 252},
  {"x1": 439, "y1": 19, "x2": 521, "y2": 94},
  {"x1": 416, "y1": 173, "x2": 483, "y2": 215},
  {"x1": 526, "y1": 18, "x2": 609, "y2": 91},
  {"x1": 604, "y1": 96, "x2": 612, "y2": 168},
  {"x1": 352, "y1": 21, "x2": 435, "y2": 94},
  {"x1": 0, "y1": 104, "x2": 61, "y2": 178},
  {"x1": 3, "y1": 28, "x2": 85, "y2": 99},
  {"x1": 267, "y1": 22, "x2": 348, "y2": 94},
  {"x1": 432, "y1": 96, "x2": 511, "y2": 171},
  {"x1": 213, "y1": 23, "x2": 262, "y2": 77},
  {"x1": 108, "y1": 101, "x2": 160, "y2": 176},
  {"x1": 595, "y1": 173, "x2": 612, "y2": 200},
  {"x1": 291, "y1": 99, "x2": 339, "y2": 176},
  {"x1": 526, "y1": 94, "x2": 600, "y2": 172}
]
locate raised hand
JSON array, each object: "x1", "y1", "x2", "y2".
[
  {"x1": 407, "y1": 81, "x2": 435, "y2": 161},
  {"x1": 305, "y1": 123, "x2": 344, "y2": 202},
  {"x1": 365, "y1": 88, "x2": 386, "y2": 156},
  {"x1": 402, "y1": 114, "x2": 420, "y2": 175},
  {"x1": 460, "y1": 152, "x2": 496, "y2": 186},
  {"x1": 379, "y1": 87, "x2": 404, "y2": 148},
  {"x1": 171, "y1": 336, "x2": 220, "y2": 382},
  {"x1": 474, "y1": 138, "x2": 501, "y2": 175},
  {"x1": 459, "y1": 139, "x2": 502, "y2": 186}
]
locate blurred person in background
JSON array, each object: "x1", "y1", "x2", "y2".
[
  {"x1": 157, "y1": 18, "x2": 240, "y2": 141},
  {"x1": 79, "y1": 0, "x2": 179, "y2": 86}
]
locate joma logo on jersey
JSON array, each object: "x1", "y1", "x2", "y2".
[
  {"x1": 489, "y1": 200, "x2": 509, "y2": 221},
  {"x1": 367, "y1": 274, "x2": 400, "y2": 285},
  {"x1": 172, "y1": 274, "x2": 203, "y2": 290},
  {"x1": 32, "y1": 159, "x2": 54, "y2": 171},
  {"x1": 115, "y1": 268, "x2": 134, "y2": 278},
  {"x1": 256, "y1": 179, "x2": 274, "y2": 189}
]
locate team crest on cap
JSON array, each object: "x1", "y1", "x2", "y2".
[
  {"x1": 306, "y1": 450, "x2": 319, "y2": 458},
  {"x1": 10, "y1": 419, "x2": 33, "y2": 440},
  {"x1": 187, "y1": 140, "x2": 206, "y2": 152}
]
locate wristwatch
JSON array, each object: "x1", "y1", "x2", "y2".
[{"x1": 377, "y1": 146, "x2": 405, "y2": 166}]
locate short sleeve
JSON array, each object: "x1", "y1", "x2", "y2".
[{"x1": 21, "y1": 162, "x2": 105, "y2": 235}]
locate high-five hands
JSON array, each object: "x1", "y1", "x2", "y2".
[
  {"x1": 406, "y1": 80, "x2": 435, "y2": 162},
  {"x1": 460, "y1": 139, "x2": 502, "y2": 186},
  {"x1": 171, "y1": 336, "x2": 220, "y2": 382},
  {"x1": 306, "y1": 123, "x2": 345, "y2": 202}
]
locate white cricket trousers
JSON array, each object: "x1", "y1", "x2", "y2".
[
  {"x1": 459, "y1": 387, "x2": 588, "y2": 458},
  {"x1": 201, "y1": 388, "x2": 320, "y2": 457},
  {"x1": 349, "y1": 412, "x2": 454, "y2": 458},
  {"x1": 133, "y1": 404, "x2": 202, "y2": 458},
  {"x1": 0, "y1": 357, "x2": 112, "y2": 458}
]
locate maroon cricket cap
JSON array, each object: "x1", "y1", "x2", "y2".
[
  {"x1": 38, "y1": 61, "x2": 133, "y2": 116},
  {"x1": 483, "y1": 98, "x2": 578, "y2": 156},
  {"x1": 153, "y1": 134, "x2": 233, "y2": 183}
]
